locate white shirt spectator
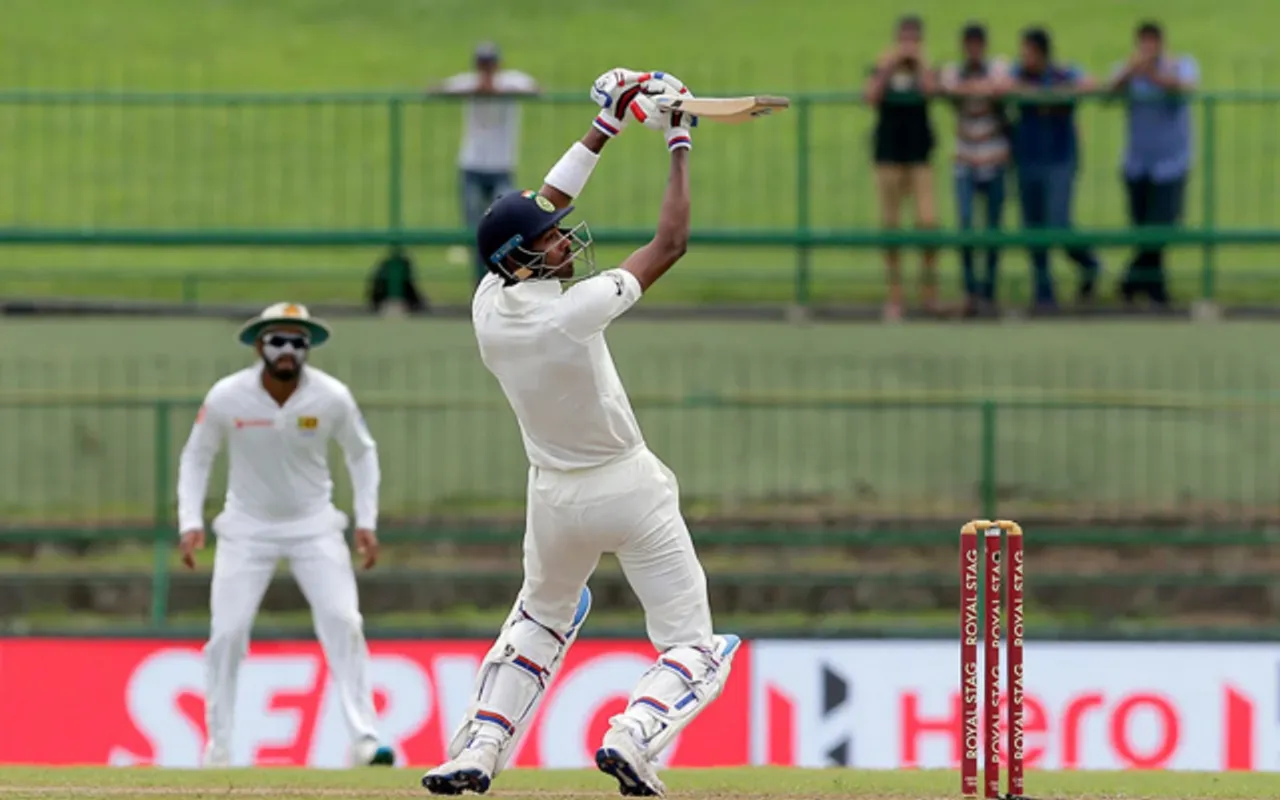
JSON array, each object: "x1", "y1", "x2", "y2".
[
  {"x1": 439, "y1": 69, "x2": 539, "y2": 173},
  {"x1": 471, "y1": 268, "x2": 646, "y2": 471},
  {"x1": 177, "y1": 363, "x2": 379, "y2": 534}
]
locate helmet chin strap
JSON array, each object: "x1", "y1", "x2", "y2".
[{"x1": 506, "y1": 249, "x2": 556, "y2": 283}]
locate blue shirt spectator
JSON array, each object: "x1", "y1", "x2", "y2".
[
  {"x1": 1009, "y1": 62, "x2": 1085, "y2": 167},
  {"x1": 1108, "y1": 21, "x2": 1199, "y2": 307},
  {"x1": 1110, "y1": 32, "x2": 1199, "y2": 182},
  {"x1": 1007, "y1": 27, "x2": 1102, "y2": 308}
]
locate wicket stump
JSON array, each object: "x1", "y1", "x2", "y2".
[{"x1": 960, "y1": 519, "x2": 1026, "y2": 800}]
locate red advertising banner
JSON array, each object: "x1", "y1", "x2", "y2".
[
  {"x1": 0, "y1": 638, "x2": 752, "y2": 768},
  {"x1": 7, "y1": 637, "x2": 1275, "y2": 772}
]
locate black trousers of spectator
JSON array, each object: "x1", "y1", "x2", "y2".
[{"x1": 1121, "y1": 176, "x2": 1185, "y2": 305}]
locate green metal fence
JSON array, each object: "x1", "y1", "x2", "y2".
[
  {"x1": 5, "y1": 384, "x2": 1280, "y2": 637},
  {"x1": 3, "y1": 89, "x2": 1280, "y2": 306},
  {"x1": 7, "y1": 526, "x2": 1280, "y2": 639},
  {"x1": 5, "y1": 338, "x2": 1280, "y2": 636},
  {"x1": 4, "y1": 348, "x2": 1280, "y2": 530}
]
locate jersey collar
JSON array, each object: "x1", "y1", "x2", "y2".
[{"x1": 500, "y1": 277, "x2": 563, "y2": 307}]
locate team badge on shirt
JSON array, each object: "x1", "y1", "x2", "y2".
[{"x1": 297, "y1": 416, "x2": 319, "y2": 434}]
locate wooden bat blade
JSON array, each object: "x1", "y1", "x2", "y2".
[{"x1": 653, "y1": 94, "x2": 790, "y2": 124}]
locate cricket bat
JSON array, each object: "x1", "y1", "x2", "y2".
[{"x1": 652, "y1": 94, "x2": 790, "y2": 124}]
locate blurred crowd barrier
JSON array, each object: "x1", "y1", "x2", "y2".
[
  {"x1": 1, "y1": 348, "x2": 1278, "y2": 532},
  {"x1": 0, "y1": 88, "x2": 1279, "y2": 307}
]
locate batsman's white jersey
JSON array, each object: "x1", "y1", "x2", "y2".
[
  {"x1": 471, "y1": 269, "x2": 713, "y2": 650},
  {"x1": 176, "y1": 363, "x2": 384, "y2": 766}
]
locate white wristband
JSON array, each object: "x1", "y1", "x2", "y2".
[
  {"x1": 543, "y1": 141, "x2": 600, "y2": 199},
  {"x1": 665, "y1": 129, "x2": 692, "y2": 151}
]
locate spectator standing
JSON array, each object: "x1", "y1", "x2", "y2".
[
  {"x1": 1008, "y1": 27, "x2": 1103, "y2": 310},
  {"x1": 1108, "y1": 21, "x2": 1199, "y2": 308},
  {"x1": 429, "y1": 43, "x2": 541, "y2": 285},
  {"x1": 939, "y1": 23, "x2": 1012, "y2": 315},
  {"x1": 865, "y1": 14, "x2": 940, "y2": 321}
]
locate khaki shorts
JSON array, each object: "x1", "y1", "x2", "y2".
[{"x1": 875, "y1": 164, "x2": 938, "y2": 229}]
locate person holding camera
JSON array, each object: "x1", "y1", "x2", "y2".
[
  {"x1": 1108, "y1": 21, "x2": 1199, "y2": 307},
  {"x1": 865, "y1": 14, "x2": 940, "y2": 321}
]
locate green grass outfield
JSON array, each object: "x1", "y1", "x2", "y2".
[
  {"x1": 1, "y1": 766, "x2": 1279, "y2": 800},
  {"x1": 2, "y1": 318, "x2": 1280, "y2": 527},
  {"x1": 3, "y1": 0, "x2": 1280, "y2": 305}
]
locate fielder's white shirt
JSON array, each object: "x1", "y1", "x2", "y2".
[
  {"x1": 440, "y1": 69, "x2": 538, "y2": 172},
  {"x1": 473, "y1": 269, "x2": 646, "y2": 471},
  {"x1": 176, "y1": 364, "x2": 380, "y2": 533}
]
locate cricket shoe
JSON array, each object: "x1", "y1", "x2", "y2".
[
  {"x1": 201, "y1": 743, "x2": 231, "y2": 768},
  {"x1": 595, "y1": 722, "x2": 666, "y2": 797},
  {"x1": 710, "y1": 633, "x2": 742, "y2": 689},
  {"x1": 422, "y1": 740, "x2": 498, "y2": 795},
  {"x1": 352, "y1": 738, "x2": 396, "y2": 766}
]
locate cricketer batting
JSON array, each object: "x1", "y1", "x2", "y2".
[{"x1": 420, "y1": 69, "x2": 740, "y2": 798}]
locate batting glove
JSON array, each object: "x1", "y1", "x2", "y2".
[
  {"x1": 643, "y1": 71, "x2": 692, "y2": 98},
  {"x1": 627, "y1": 72, "x2": 698, "y2": 126},
  {"x1": 645, "y1": 72, "x2": 696, "y2": 151},
  {"x1": 589, "y1": 68, "x2": 650, "y2": 138}
]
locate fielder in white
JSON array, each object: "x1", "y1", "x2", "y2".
[
  {"x1": 421, "y1": 69, "x2": 739, "y2": 798},
  {"x1": 176, "y1": 303, "x2": 394, "y2": 768}
]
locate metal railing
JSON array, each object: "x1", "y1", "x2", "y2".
[
  {"x1": 1, "y1": 89, "x2": 1278, "y2": 306},
  {"x1": 6, "y1": 353, "x2": 1280, "y2": 633},
  {"x1": 5, "y1": 351, "x2": 1280, "y2": 529}
]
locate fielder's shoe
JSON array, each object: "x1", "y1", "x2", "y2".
[
  {"x1": 353, "y1": 738, "x2": 396, "y2": 766},
  {"x1": 595, "y1": 721, "x2": 666, "y2": 797},
  {"x1": 201, "y1": 743, "x2": 231, "y2": 768},
  {"x1": 422, "y1": 740, "x2": 498, "y2": 795}
]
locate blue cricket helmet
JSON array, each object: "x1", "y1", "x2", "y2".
[{"x1": 476, "y1": 190, "x2": 595, "y2": 283}]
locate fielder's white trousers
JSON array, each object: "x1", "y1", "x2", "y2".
[
  {"x1": 203, "y1": 507, "x2": 378, "y2": 763},
  {"x1": 520, "y1": 446, "x2": 714, "y2": 649}
]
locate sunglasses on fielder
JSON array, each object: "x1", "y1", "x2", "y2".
[{"x1": 263, "y1": 333, "x2": 310, "y2": 350}]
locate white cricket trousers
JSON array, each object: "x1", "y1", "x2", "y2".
[
  {"x1": 203, "y1": 508, "x2": 379, "y2": 763},
  {"x1": 520, "y1": 446, "x2": 714, "y2": 649}
]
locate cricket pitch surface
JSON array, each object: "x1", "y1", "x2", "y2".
[{"x1": 1, "y1": 766, "x2": 1278, "y2": 800}]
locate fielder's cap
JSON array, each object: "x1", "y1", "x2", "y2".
[
  {"x1": 962, "y1": 22, "x2": 987, "y2": 41},
  {"x1": 237, "y1": 302, "x2": 332, "y2": 347},
  {"x1": 476, "y1": 190, "x2": 573, "y2": 274},
  {"x1": 474, "y1": 42, "x2": 500, "y2": 63}
]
